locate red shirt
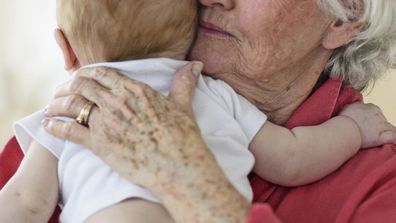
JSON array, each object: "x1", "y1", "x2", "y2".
[{"x1": 1, "y1": 79, "x2": 396, "y2": 223}]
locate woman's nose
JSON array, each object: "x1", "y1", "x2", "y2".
[{"x1": 199, "y1": 0, "x2": 235, "y2": 10}]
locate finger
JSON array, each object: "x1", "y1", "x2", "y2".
[
  {"x1": 42, "y1": 118, "x2": 90, "y2": 148},
  {"x1": 77, "y1": 66, "x2": 154, "y2": 101},
  {"x1": 46, "y1": 96, "x2": 100, "y2": 129},
  {"x1": 77, "y1": 67, "x2": 129, "y2": 90},
  {"x1": 54, "y1": 76, "x2": 84, "y2": 98},
  {"x1": 53, "y1": 80, "x2": 72, "y2": 98},
  {"x1": 46, "y1": 95, "x2": 89, "y2": 118},
  {"x1": 61, "y1": 75, "x2": 114, "y2": 109},
  {"x1": 86, "y1": 106, "x2": 100, "y2": 127},
  {"x1": 169, "y1": 62, "x2": 202, "y2": 118}
]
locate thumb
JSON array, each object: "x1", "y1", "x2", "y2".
[{"x1": 169, "y1": 61, "x2": 203, "y2": 119}]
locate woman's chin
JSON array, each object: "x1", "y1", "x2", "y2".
[{"x1": 189, "y1": 35, "x2": 237, "y2": 77}]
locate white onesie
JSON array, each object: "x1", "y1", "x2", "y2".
[{"x1": 14, "y1": 58, "x2": 267, "y2": 223}]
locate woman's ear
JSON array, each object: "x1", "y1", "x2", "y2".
[
  {"x1": 54, "y1": 28, "x2": 79, "y2": 71},
  {"x1": 322, "y1": 19, "x2": 364, "y2": 50}
]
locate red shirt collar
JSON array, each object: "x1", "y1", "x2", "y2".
[{"x1": 285, "y1": 78, "x2": 363, "y2": 129}]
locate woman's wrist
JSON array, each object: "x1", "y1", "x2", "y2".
[{"x1": 151, "y1": 143, "x2": 250, "y2": 223}]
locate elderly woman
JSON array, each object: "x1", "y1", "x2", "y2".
[{"x1": 1, "y1": 0, "x2": 396, "y2": 222}]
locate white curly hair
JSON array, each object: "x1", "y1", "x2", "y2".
[{"x1": 316, "y1": 0, "x2": 396, "y2": 90}]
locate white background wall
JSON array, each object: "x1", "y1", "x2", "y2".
[
  {"x1": 0, "y1": 0, "x2": 68, "y2": 147},
  {"x1": 0, "y1": 0, "x2": 395, "y2": 148}
]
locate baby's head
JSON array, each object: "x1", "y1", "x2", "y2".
[{"x1": 55, "y1": 0, "x2": 197, "y2": 69}]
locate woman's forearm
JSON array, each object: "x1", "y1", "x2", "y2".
[{"x1": 153, "y1": 148, "x2": 250, "y2": 223}]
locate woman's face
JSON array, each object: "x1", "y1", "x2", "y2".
[{"x1": 190, "y1": 0, "x2": 333, "y2": 87}]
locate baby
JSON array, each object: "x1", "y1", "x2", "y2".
[{"x1": 0, "y1": 0, "x2": 392, "y2": 222}]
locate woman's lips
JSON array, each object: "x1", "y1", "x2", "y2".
[{"x1": 198, "y1": 21, "x2": 233, "y2": 39}]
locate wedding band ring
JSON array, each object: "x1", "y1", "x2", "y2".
[{"x1": 76, "y1": 101, "x2": 95, "y2": 127}]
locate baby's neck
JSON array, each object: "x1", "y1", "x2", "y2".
[
  {"x1": 79, "y1": 50, "x2": 187, "y2": 66},
  {"x1": 146, "y1": 50, "x2": 186, "y2": 61}
]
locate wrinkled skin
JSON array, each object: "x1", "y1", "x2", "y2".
[
  {"x1": 46, "y1": 64, "x2": 204, "y2": 187},
  {"x1": 191, "y1": 0, "x2": 335, "y2": 124},
  {"x1": 45, "y1": 63, "x2": 250, "y2": 223},
  {"x1": 44, "y1": 0, "x2": 386, "y2": 222}
]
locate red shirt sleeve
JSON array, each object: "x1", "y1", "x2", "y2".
[{"x1": 0, "y1": 137, "x2": 23, "y2": 189}]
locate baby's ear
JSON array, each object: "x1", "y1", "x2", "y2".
[{"x1": 54, "y1": 28, "x2": 79, "y2": 72}]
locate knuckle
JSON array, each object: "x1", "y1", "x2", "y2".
[
  {"x1": 63, "y1": 122, "x2": 74, "y2": 139},
  {"x1": 89, "y1": 106, "x2": 98, "y2": 121},
  {"x1": 134, "y1": 83, "x2": 151, "y2": 96},
  {"x1": 113, "y1": 96, "x2": 129, "y2": 110},
  {"x1": 125, "y1": 80, "x2": 138, "y2": 91},
  {"x1": 182, "y1": 71, "x2": 194, "y2": 83},
  {"x1": 135, "y1": 85, "x2": 146, "y2": 95},
  {"x1": 65, "y1": 96, "x2": 82, "y2": 111},
  {"x1": 102, "y1": 95, "x2": 127, "y2": 118},
  {"x1": 46, "y1": 120, "x2": 56, "y2": 132},
  {"x1": 66, "y1": 82, "x2": 74, "y2": 93},
  {"x1": 68, "y1": 77, "x2": 86, "y2": 92},
  {"x1": 114, "y1": 76, "x2": 127, "y2": 89},
  {"x1": 48, "y1": 99, "x2": 57, "y2": 110},
  {"x1": 107, "y1": 67, "x2": 121, "y2": 76},
  {"x1": 92, "y1": 67, "x2": 109, "y2": 78},
  {"x1": 55, "y1": 81, "x2": 69, "y2": 94}
]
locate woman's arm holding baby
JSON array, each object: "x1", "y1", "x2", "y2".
[
  {"x1": 0, "y1": 141, "x2": 59, "y2": 223},
  {"x1": 250, "y1": 103, "x2": 396, "y2": 187},
  {"x1": 43, "y1": 63, "x2": 252, "y2": 223}
]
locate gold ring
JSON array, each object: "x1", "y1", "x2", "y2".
[{"x1": 76, "y1": 101, "x2": 95, "y2": 127}]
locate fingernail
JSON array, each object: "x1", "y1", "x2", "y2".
[
  {"x1": 191, "y1": 62, "x2": 203, "y2": 77},
  {"x1": 42, "y1": 118, "x2": 50, "y2": 127}
]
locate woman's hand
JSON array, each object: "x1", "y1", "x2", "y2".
[
  {"x1": 43, "y1": 62, "x2": 250, "y2": 223},
  {"x1": 44, "y1": 62, "x2": 202, "y2": 187}
]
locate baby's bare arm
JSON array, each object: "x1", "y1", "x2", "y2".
[
  {"x1": 250, "y1": 102, "x2": 396, "y2": 187},
  {"x1": 0, "y1": 140, "x2": 59, "y2": 223},
  {"x1": 250, "y1": 116, "x2": 361, "y2": 186},
  {"x1": 85, "y1": 198, "x2": 174, "y2": 223}
]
